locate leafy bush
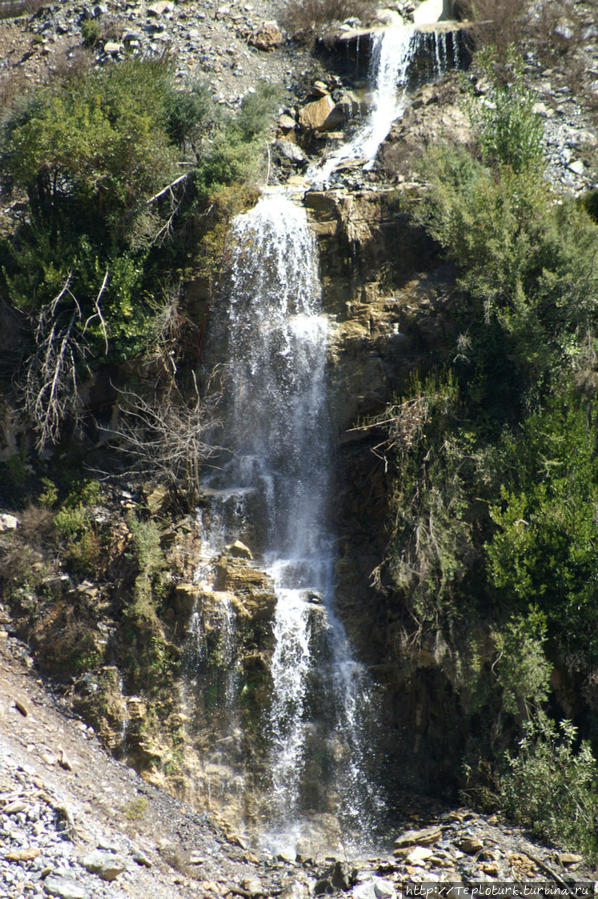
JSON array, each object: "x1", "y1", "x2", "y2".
[
  {"x1": 194, "y1": 82, "x2": 280, "y2": 192},
  {"x1": 487, "y1": 394, "x2": 598, "y2": 664},
  {"x1": 413, "y1": 143, "x2": 598, "y2": 416},
  {"x1": 500, "y1": 715, "x2": 598, "y2": 859},
  {"x1": 492, "y1": 610, "x2": 551, "y2": 718},
  {"x1": 466, "y1": 49, "x2": 544, "y2": 173},
  {"x1": 80, "y1": 17, "x2": 103, "y2": 47}
]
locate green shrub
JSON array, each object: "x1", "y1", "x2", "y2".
[
  {"x1": 487, "y1": 394, "x2": 598, "y2": 664},
  {"x1": 466, "y1": 48, "x2": 544, "y2": 173},
  {"x1": 80, "y1": 17, "x2": 103, "y2": 47},
  {"x1": 162, "y1": 78, "x2": 218, "y2": 152},
  {"x1": 500, "y1": 715, "x2": 598, "y2": 859},
  {"x1": 492, "y1": 609, "x2": 551, "y2": 719},
  {"x1": 413, "y1": 142, "x2": 598, "y2": 415},
  {"x1": 0, "y1": 59, "x2": 277, "y2": 447},
  {"x1": 194, "y1": 82, "x2": 280, "y2": 192}
]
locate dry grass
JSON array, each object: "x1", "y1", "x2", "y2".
[
  {"x1": 281, "y1": 0, "x2": 374, "y2": 37},
  {"x1": 459, "y1": 0, "x2": 598, "y2": 129},
  {"x1": 457, "y1": 0, "x2": 530, "y2": 59},
  {"x1": 0, "y1": 0, "x2": 44, "y2": 19}
]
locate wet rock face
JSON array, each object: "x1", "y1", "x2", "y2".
[
  {"x1": 304, "y1": 186, "x2": 451, "y2": 432},
  {"x1": 315, "y1": 23, "x2": 471, "y2": 87}
]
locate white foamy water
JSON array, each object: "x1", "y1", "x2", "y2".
[{"x1": 198, "y1": 191, "x2": 383, "y2": 851}]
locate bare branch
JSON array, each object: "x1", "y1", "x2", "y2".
[
  {"x1": 108, "y1": 380, "x2": 223, "y2": 506},
  {"x1": 145, "y1": 172, "x2": 190, "y2": 206},
  {"x1": 23, "y1": 275, "x2": 89, "y2": 451},
  {"x1": 83, "y1": 268, "x2": 110, "y2": 354}
]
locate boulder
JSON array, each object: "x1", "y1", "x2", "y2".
[
  {"x1": 249, "y1": 21, "x2": 283, "y2": 51},
  {"x1": 43, "y1": 876, "x2": 87, "y2": 899},
  {"x1": 103, "y1": 41, "x2": 124, "y2": 54},
  {"x1": 317, "y1": 92, "x2": 361, "y2": 132},
  {"x1": 0, "y1": 512, "x2": 18, "y2": 531},
  {"x1": 278, "y1": 113, "x2": 297, "y2": 132},
  {"x1": 299, "y1": 95, "x2": 335, "y2": 131},
  {"x1": 81, "y1": 849, "x2": 126, "y2": 881},
  {"x1": 457, "y1": 835, "x2": 484, "y2": 854},
  {"x1": 225, "y1": 539, "x2": 253, "y2": 560},
  {"x1": 173, "y1": 582, "x2": 202, "y2": 617},
  {"x1": 149, "y1": 0, "x2": 173, "y2": 12},
  {"x1": 273, "y1": 139, "x2": 308, "y2": 167},
  {"x1": 394, "y1": 825, "x2": 442, "y2": 847}
]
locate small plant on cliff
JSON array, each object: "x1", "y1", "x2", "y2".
[
  {"x1": 466, "y1": 48, "x2": 544, "y2": 174},
  {"x1": 491, "y1": 609, "x2": 551, "y2": 720}
]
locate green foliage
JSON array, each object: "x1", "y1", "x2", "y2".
[
  {"x1": 194, "y1": 82, "x2": 280, "y2": 193},
  {"x1": 0, "y1": 60, "x2": 279, "y2": 446},
  {"x1": 122, "y1": 796, "x2": 149, "y2": 821},
  {"x1": 492, "y1": 609, "x2": 551, "y2": 718},
  {"x1": 80, "y1": 17, "x2": 103, "y2": 47},
  {"x1": 1, "y1": 59, "x2": 177, "y2": 242},
  {"x1": 378, "y1": 373, "x2": 484, "y2": 628},
  {"x1": 380, "y1": 51, "x2": 598, "y2": 821},
  {"x1": 500, "y1": 715, "x2": 598, "y2": 859},
  {"x1": 413, "y1": 145, "x2": 598, "y2": 415},
  {"x1": 128, "y1": 513, "x2": 162, "y2": 579},
  {"x1": 487, "y1": 394, "x2": 598, "y2": 664},
  {"x1": 466, "y1": 48, "x2": 544, "y2": 174},
  {"x1": 162, "y1": 78, "x2": 217, "y2": 151},
  {"x1": 126, "y1": 513, "x2": 164, "y2": 622},
  {"x1": 52, "y1": 479, "x2": 103, "y2": 577}
]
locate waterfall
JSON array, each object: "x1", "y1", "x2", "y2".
[
  {"x1": 197, "y1": 191, "x2": 383, "y2": 851},
  {"x1": 312, "y1": 23, "x2": 416, "y2": 184}
]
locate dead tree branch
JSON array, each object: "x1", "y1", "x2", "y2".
[
  {"x1": 23, "y1": 273, "x2": 90, "y2": 451},
  {"x1": 109, "y1": 374, "x2": 222, "y2": 505},
  {"x1": 83, "y1": 268, "x2": 110, "y2": 354}
]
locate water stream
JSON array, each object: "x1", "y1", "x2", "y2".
[{"x1": 312, "y1": 22, "x2": 417, "y2": 184}]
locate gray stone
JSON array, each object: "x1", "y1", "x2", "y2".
[
  {"x1": 278, "y1": 113, "x2": 297, "y2": 131},
  {"x1": 374, "y1": 879, "x2": 396, "y2": 899},
  {"x1": 81, "y1": 849, "x2": 126, "y2": 881},
  {"x1": 405, "y1": 845, "x2": 433, "y2": 865},
  {"x1": 568, "y1": 159, "x2": 585, "y2": 175},
  {"x1": 103, "y1": 41, "x2": 124, "y2": 54},
  {"x1": 394, "y1": 825, "x2": 442, "y2": 847},
  {"x1": 240, "y1": 877, "x2": 263, "y2": 896},
  {"x1": 147, "y1": 0, "x2": 173, "y2": 14},
  {"x1": 43, "y1": 876, "x2": 87, "y2": 899},
  {"x1": 274, "y1": 139, "x2": 308, "y2": 165}
]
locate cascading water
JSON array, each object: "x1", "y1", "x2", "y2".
[
  {"x1": 312, "y1": 22, "x2": 416, "y2": 184},
  {"x1": 197, "y1": 191, "x2": 383, "y2": 851}
]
